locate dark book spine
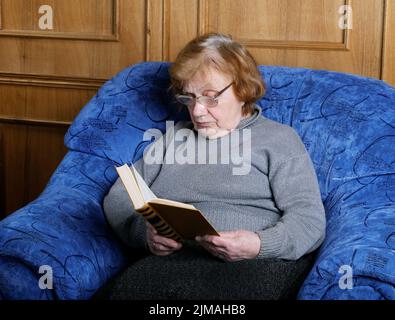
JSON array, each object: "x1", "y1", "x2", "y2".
[{"x1": 137, "y1": 204, "x2": 181, "y2": 241}]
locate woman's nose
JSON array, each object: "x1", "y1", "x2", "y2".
[{"x1": 191, "y1": 100, "x2": 208, "y2": 117}]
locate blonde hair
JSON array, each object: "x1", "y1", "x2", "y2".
[{"x1": 169, "y1": 33, "x2": 265, "y2": 116}]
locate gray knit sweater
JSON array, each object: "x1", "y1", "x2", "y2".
[{"x1": 103, "y1": 105, "x2": 326, "y2": 260}]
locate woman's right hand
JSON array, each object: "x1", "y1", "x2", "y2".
[{"x1": 146, "y1": 223, "x2": 183, "y2": 256}]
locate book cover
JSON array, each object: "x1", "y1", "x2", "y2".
[{"x1": 115, "y1": 164, "x2": 219, "y2": 241}]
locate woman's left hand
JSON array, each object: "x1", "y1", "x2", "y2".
[{"x1": 195, "y1": 230, "x2": 261, "y2": 262}]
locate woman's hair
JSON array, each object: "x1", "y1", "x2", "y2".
[{"x1": 169, "y1": 33, "x2": 265, "y2": 116}]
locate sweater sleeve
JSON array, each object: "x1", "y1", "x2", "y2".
[
  {"x1": 103, "y1": 157, "x2": 149, "y2": 250},
  {"x1": 102, "y1": 121, "x2": 186, "y2": 250},
  {"x1": 103, "y1": 134, "x2": 168, "y2": 250},
  {"x1": 255, "y1": 153, "x2": 326, "y2": 260}
]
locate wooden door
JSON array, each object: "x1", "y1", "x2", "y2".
[
  {"x1": 0, "y1": 0, "x2": 148, "y2": 217},
  {"x1": 159, "y1": 0, "x2": 387, "y2": 79}
]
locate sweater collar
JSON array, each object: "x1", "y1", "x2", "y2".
[{"x1": 236, "y1": 104, "x2": 262, "y2": 130}]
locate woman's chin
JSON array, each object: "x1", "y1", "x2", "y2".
[{"x1": 195, "y1": 126, "x2": 232, "y2": 139}]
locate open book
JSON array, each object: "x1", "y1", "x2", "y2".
[{"x1": 115, "y1": 164, "x2": 219, "y2": 241}]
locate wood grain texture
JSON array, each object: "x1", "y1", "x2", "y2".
[
  {"x1": 382, "y1": 0, "x2": 395, "y2": 86},
  {"x1": 164, "y1": 0, "x2": 199, "y2": 61},
  {"x1": 146, "y1": 0, "x2": 164, "y2": 61},
  {"x1": 0, "y1": 0, "x2": 118, "y2": 40},
  {"x1": 0, "y1": 72, "x2": 105, "y2": 89},
  {"x1": 24, "y1": 125, "x2": 68, "y2": 203},
  {"x1": 203, "y1": 0, "x2": 345, "y2": 42},
  {"x1": 198, "y1": 0, "x2": 385, "y2": 79},
  {"x1": 0, "y1": 0, "x2": 145, "y2": 78},
  {"x1": 0, "y1": 130, "x2": 4, "y2": 217},
  {"x1": 0, "y1": 84, "x2": 96, "y2": 122},
  {"x1": 1, "y1": 124, "x2": 28, "y2": 216},
  {"x1": 0, "y1": 123, "x2": 68, "y2": 216}
]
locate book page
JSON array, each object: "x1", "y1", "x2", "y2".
[
  {"x1": 150, "y1": 198, "x2": 196, "y2": 210},
  {"x1": 115, "y1": 164, "x2": 145, "y2": 210},
  {"x1": 130, "y1": 164, "x2": 157, "y2": 202}
]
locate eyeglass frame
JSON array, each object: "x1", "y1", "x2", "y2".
[{"x1": 174, "y1": 82, "x2": 234, "y2": 108}]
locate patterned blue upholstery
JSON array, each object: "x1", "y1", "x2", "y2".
[{"x1": 0, "y1": 62, "x2": 394, "y2": 300}]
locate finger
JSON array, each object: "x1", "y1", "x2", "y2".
[
  {"x1": 147, "y1": 232, "x2": 180, "y2": 250},
  {"x1": 197, "y1": 240, "x2": 220, "y2": 254},
  {"x1": 154, "y1": 250, "x2": 174, "y2": 256},
  {"x1": 197, "y1": 240, "x2": 231, "y2": 260},
  {"x1": 197, "y1": 236, "x2": 227, "y2": 249},
  {"x1": 216, "y1": 253, "x2": 226, "y2": 260},
  {"x1": 150, "y1": 246, "x2": 175, "y2": 256},
  {"x1": 210, "y1": 249, "x2": 228, "y2": 261},
  {"x1": 196, "y1": 235, "x2": 219, "y2": 244},
  {"x1": 152, "y1": 242, "x2": 177, "y2": 252},
  {"x1": 218, "y1": 231, "x2": 237, "y2": 238},
  {"x1": 147, "y1": 223, "x2": 158, "y2": 234},
  {"x1": 148, "y1": 240, "x2": 181, "y2": 255},
  {"x1": 152, "y1": 234, "x2": 182, "y2": 250},
  {"x1": 198, "y1": 241, "x2": 224, "y2": 257},
  {"x1": 196, "y1": 240, "x2": 213, "y2": 251},
  {"x1": 196, "y1": 235, "x2": 217, "y2": 242}
]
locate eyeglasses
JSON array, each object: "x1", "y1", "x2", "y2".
[{"x1": 175, "y1": 82, "x2": 233, "y2": 108}]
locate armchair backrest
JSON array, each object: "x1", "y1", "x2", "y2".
[
  {"x1": 258, "y1": 66, "x2": 395, "y2": 207},
  {"x1": 65, "y1": 62, "x2": 189, "y2": 166},
  {"x1": 65, "y1": 62, "x2": 395, "y2": 215}
]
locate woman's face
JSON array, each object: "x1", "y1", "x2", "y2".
[{"x1": 183, "y1": 68, "x2": 246, "y2": 139}]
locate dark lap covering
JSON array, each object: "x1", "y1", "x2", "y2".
[{"x1": 95, "y1": 243, "x2": 315, "y2": 300}]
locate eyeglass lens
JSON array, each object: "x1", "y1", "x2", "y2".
[{"x1": 176, "y1": 82, "x2": 233, "y2": 108}]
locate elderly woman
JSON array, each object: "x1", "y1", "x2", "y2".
[{"x1": 101, "y1": 33, "x2": 326, "y2": 300}]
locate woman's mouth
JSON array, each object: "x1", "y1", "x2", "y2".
[{"x1": 196, "y1": 122, "x2": 212, "y2": 128}]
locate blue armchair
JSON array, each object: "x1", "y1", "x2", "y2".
[{"x1": 1, "y1": 62, "x2": 394, "y2": 300}]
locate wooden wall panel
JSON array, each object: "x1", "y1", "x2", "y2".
[
  {"x1": 0, "y1": 0, "x2": 147, "y2": 216},
  {"x1": 0, "y1": 81, "x2": 97, "y2": 216},
  {"x1": 24, "y1": 87, "x2": 96, "y2": 123},
  {"x1": 383, "y1": 0, "x2": 395, "y2": 86},
  {"x1": 0, "y1": 0, "x2": 116, "y2": 39},
  {"x1": 0, "y1": 123, "x2": 67, "y2": 217},
  {"x1": 0, "y1": 39, "x2": 24, "y2": 74},
  {"x1": 199, "y1": 0, "x2": 385, "y2": 79},
  {"x1": 0, "y1": 0, "x2": 145, "y2": 78},
  {"x1": 0, "y1": 84, "x2": 96, "y2": 123},
  {"x1": 24, "y1": 125, "x2": 68, "y2": 202},
  {"x1": 203, "y1": 0, "x2": 345, "y2": 43},
  {"x1": 146, "y1": 0, "x2": 164, "y2": 61},
  {"x1": 164, "y1": 0, "x2": 199, "y2": 61},
  {"x1": 0, "y1": 84, "x2": 26, "y2": 119},
  {"x1": 1, "y1": 124, "x2": 28, "y2": 217},
  {"x1": 0, "y1": 130, "x2": 4, "y2": 215}
]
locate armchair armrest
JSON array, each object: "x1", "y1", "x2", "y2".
[
  {"x1": 298, "y1": 200, "x2": 395, "y2": 300},
  {"x1": 0, "y1": 151, "x2": 128, "y2": 299}
]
